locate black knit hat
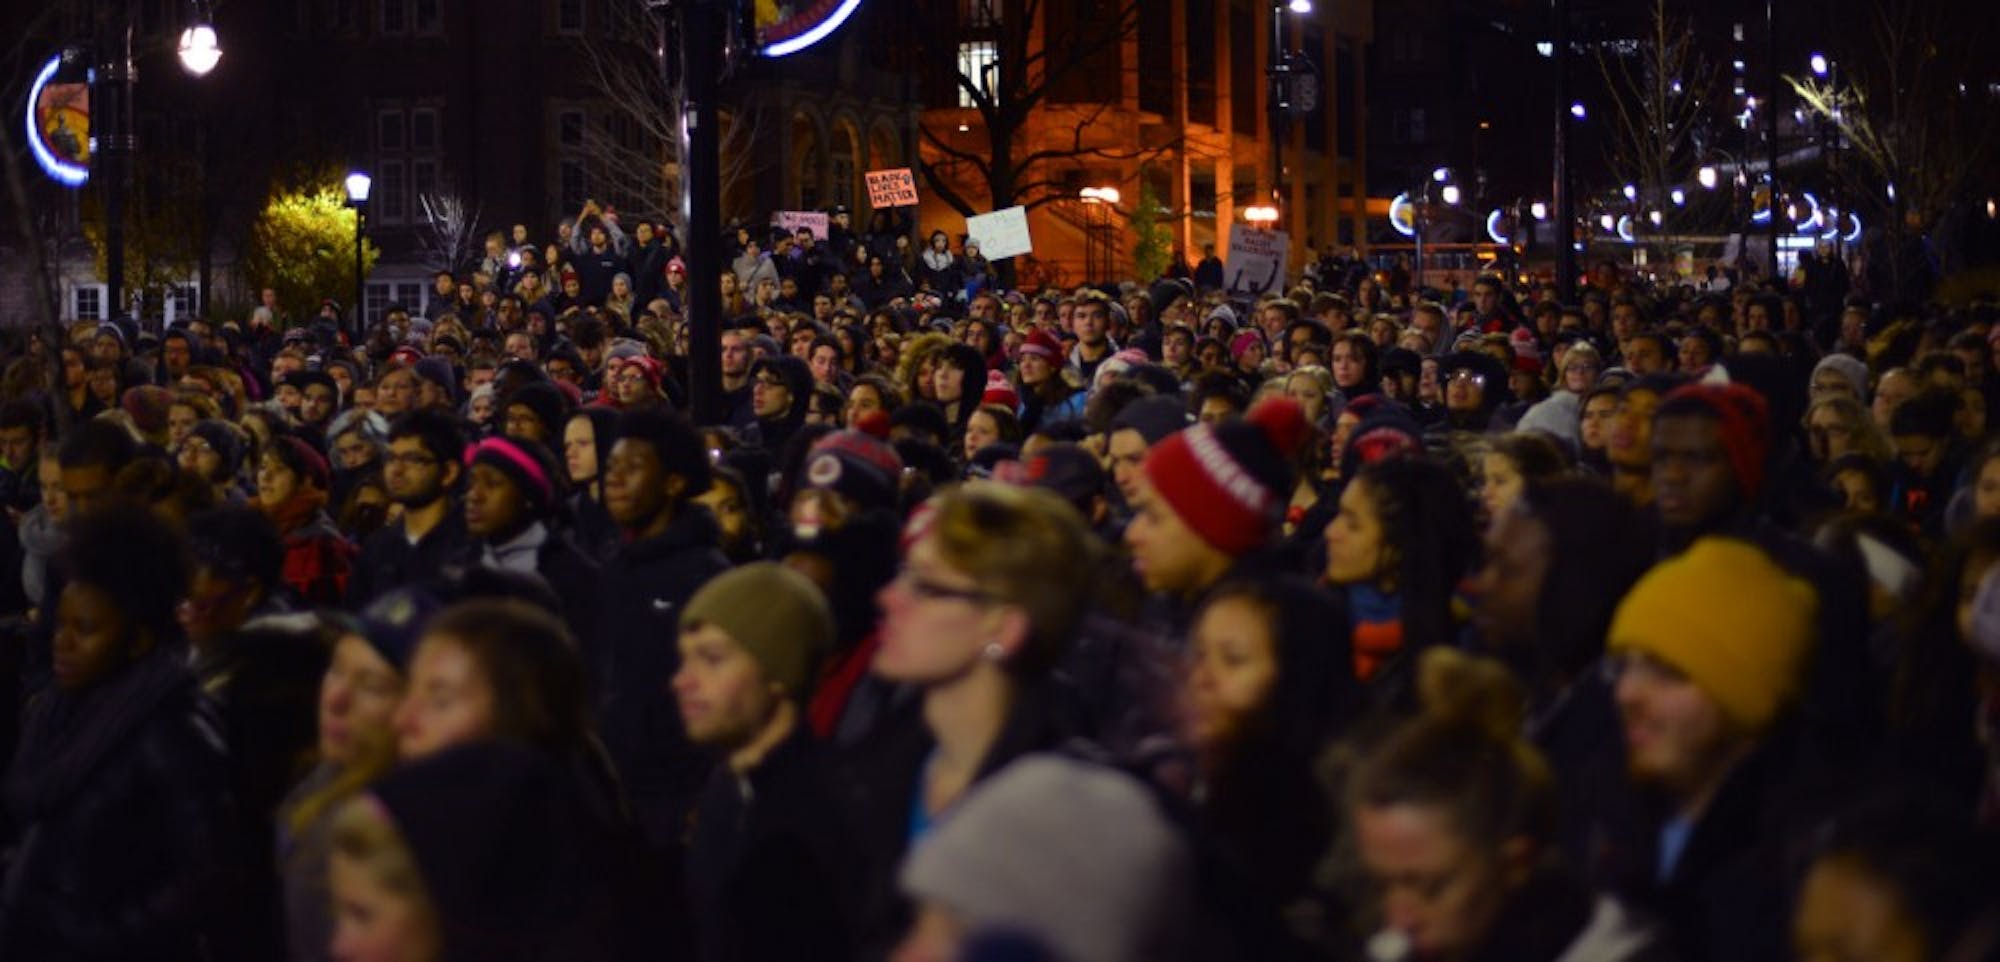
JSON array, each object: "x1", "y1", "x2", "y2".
[
  {"x1": 506, "y1": 381, "x2": 571, "y2": 443},
  {"x1": 365, "y1": 743, "x2": 615, "y2": 960},
  {"x1": 189, "y1": 419, "x2": 245, "y2": 479}
]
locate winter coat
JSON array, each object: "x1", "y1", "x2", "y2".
[
  {"x1": 592, "y1": 507, "x2": 731, "y2": 854},
  {"x1": 0, "y1": 648, "x2": 237, "y2": 962},
  {"x1": 347, "y1": 507, "x2": 469, "y2": 607},
  {"x1": 685, "y1": 729, "x2": 856, "y2": 962}
]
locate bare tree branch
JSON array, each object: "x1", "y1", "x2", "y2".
[{"x1": 416, "y1": 192, "x2": 483, "y2": 274}]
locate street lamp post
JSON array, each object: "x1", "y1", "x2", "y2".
[
  {"x1": 179, "y1": 0, "x2": 221, "y2": 319},
  {"x1": 1266, "y1": 0, "x2": 1313, "y2": 230},
  {"x1": 345, "y1": 171, "x2": 371, "y2": 345},
  {"x1": 1080, "y1": 186, "x2": 1121, "y2": 284}
]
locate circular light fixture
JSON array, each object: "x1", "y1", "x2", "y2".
[
  {"x1": 345, "y1": 171, "x2": 373, "y2": 204},
  {"x1": 1810, "y1": 53, "x2": 1830, "y2": 77},
  {"x1": 1616, "y1": 215, "x2": 1637, "y2": 244},
  {"x1": 1698, "y1": 166, "x2": 1719, "y2": 189},
  {"x1": 1670, "y1": 188, "x2": 1687, "y2": 206},
  {"x1": 1529, "y1": 201, "x2": 1549, "y2": 221},
  {"x1": 1440, "y1": 184, "x2": 1462, "y2": 206},
  {"x1": 178, "y1": 24, "x2": 222, "y2": 76},
  {"x1": 1389, "y1": 193, "x2": 1417, "y2": 237},
  {"x1": 1486, "y1": 208, "x2": 1510, "y2": 245}
]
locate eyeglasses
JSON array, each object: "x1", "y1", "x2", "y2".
[
  {"x1": 894, "y1": 567, "x2": 995, "y2": 605},
  {"x1": 1447, "y1": 370, "x2": 1487, "y2": 387},
  {"x1": 756, "y1": 376, "x2": 788, "y2": 389}
]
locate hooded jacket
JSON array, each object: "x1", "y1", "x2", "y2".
[{"x1": 593, "y1": 506, "x2": 731, "y2": 853}]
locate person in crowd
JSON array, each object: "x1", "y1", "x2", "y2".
[
  {"x1": 895, "y1": 755, "x2": 1192, "y2": 962},
  {"x1": 1322, "y1": 456, "x2": 1477, "y2": 700},
  {"x1": 675, "y1": 562, "x2": 854, "y2": 962},
  {"x1": 1, "y1": 505, "x2": 237, "y2": 960},
  {"x1": 351, "y1": 410, "x2": 469, "y2": 606},
  {"x1": 596, "y1": 409, "x2": 730, "y2": 854},
  {"x1": 1475, "y1": 432, "x2": 1568, "y2": 523},
  {"x1": 1793, "y1": 795, "x2": 2000, "y2": 962},
  {"x1": 460, "y1": 435, "x2": 598, "y2": 639},
  {"x1": 278, "y1": 592, "x2": 431, "y2": 962},
  {"x1": 1598, "y1": 537, "x2": 1819, "y2": 962},
  {"x1": 1181, "y1": 576, "x2": 1354, "y2": 958},
  {"x1": 561, "y1": 407, "x2": 624, "y2": 557},
  {"x1": 843, "y1": 483, "x2": 1101, "y2": 958},
  {"x1": 750, "y1": 354, "x2": 813, "y2": 456},
  {"x1": 327, "y1": 742, "x2": 626, "y2": 961},
  {"x1": 1349, "y1": 647, "x2": 1669, "y2": 961},
  {"x1": 256, "y1": 435, "x2": 356, "y2": 605}
]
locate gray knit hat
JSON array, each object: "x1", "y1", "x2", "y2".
[{"x1": 901, "y1": 755, "x2": 1191, "y2": 962}]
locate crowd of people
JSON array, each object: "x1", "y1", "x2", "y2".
[{"x1": 0, "y1": 199, "x2": 1998, "y2": 962}]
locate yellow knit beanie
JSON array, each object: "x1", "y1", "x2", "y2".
[{"x1": 1608, "y1": 537, "x2": 1818, "y2": 733}]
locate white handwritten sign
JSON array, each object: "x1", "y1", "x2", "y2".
[
  {"x1": 774, "y1": 210, "x2": 829, "y2": 240},
  {"x1": 865, "y1": 168, "x2": 920, "y2": 208},
  {"x1": 1225, "y1": 227, "x2": 1290, "y2": 296},
  {"x1": 965, "y1": 206, "x2": 1033, "y2": 260}
]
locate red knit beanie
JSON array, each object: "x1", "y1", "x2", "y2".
[
  {"x1": 980, "y1": 370, "x2": 1020, "y2": 410},
  {"x1": 1661, "y1": 382, "x2": 1771, "y2": 500},
  {"x1": 1140, "y1": 397, "x2": 1311, "y2": 556},
  {"x1": 1018, "y1": 328, "x2": 1064, "y2": 361}
]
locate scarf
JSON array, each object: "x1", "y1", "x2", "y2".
[
  {"x1": 3, "y1": 645, "x2": 193, "y2": 820},
  {"x1": 261, "y1": 488, "x2": 329, "y2": 536},
  {"x1": 1349, "y1": 584, "x2": 1404, "y2": 683}
]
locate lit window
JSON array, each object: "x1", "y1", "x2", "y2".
[{"x1": 957, "y1": 41, "x2": 998, "y2": 107}]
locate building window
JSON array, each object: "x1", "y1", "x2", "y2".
[
  {"x1": 71, "y1": 284, "x2": 106, "y2": 321},
  {"x1": 961, "y1": 0, "x2": 999, "y2": 28},
  {"x1": 1186, "y1": 0, "x2": 1217, "y2": 126},
  {"x1": 366, "y1": 281, "x2": 426, "y2": 322},
  {"x1": 1230, "y1": 4, "x2": 1257, "y2": 135},
  {"x1": 378, "y1": 111, "x2": 406, "y2": 152},
  {"x1": 560, "y1": 159, "x2": 587, "y2": 214},
  {"x1": 382, "y1": 0, "x2": 407, "y2": 34},
  {"x1": 957, "y1": 41, "x2": 998, "y2": 107},
  {"x1": 165, "y1": 283, "x2": 196, "y2": 324},
  {"x1": 414, "y1": 0, "x2": 441, "y2": 33},
  {"x1": 411, "y1": 109, "x2": 439, "y2": 151},
  {"x1": 413, "y1": 159, "x2": 438, "y2": 200},
  {"x1": 830, "y1": 153, "x2": 854, "y2": 208},
  {"x1": 557, "y1": 0, "x2": 583, "y2": 34},
  {"x1": 1409, "y1": 108, "x2": 1426, "y2": 143},
  {"x1": 378, "y1": 159, "x2": 407, "y2": 223},
  {"x1": 558, "y1": 110, "x2": 584, "y2": 148}
]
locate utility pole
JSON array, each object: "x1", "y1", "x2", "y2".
[
  {"x1": 1552, "y1": 0, "x2": 1576, "y2": 301},
  {"x1": 677, "y1": 0, "x2": 727, "y2": 424},
  {"x1": 99, "y1": 0, "x2": 137, "y2": 322},
  {"x1": 1765, "y1": 0, "x2": 1781, "y2": 279}
]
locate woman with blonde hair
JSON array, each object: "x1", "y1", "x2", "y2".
[
  {"x1": 845, "y1": 484, "x2": 1105, "y2": 957},
  {"x1": 1804, "y1": 394, "x2": 1893, "y2": 466},
  {"x1": 278, "y1": 598, "x2": 428, "y2": 962}
]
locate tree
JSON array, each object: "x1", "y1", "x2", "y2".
[
  {"x1": 416, "y1": 191, "x2": 483, "y2": 274},
  {"x1": 1787, "y1": 0, "x2": 1999, "y2": 295},
  {"x1": 578, "y1": 0, "x2": 771, "y2": 225},
  {"x1": 240, "y1": 182, "x2": 379, "y2": 321},
  {"x1": 911, "y1": 0, "x2": 1173, "y2": 219},
  {"x1": 1594, "y1": 0, "x2": 1717, "y2": 262},
  {"x1": 1129, "y1": 172, "x2": 1171, "y2": 281}
]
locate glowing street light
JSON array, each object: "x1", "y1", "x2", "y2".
[
  {"x1": 1288, "y1": 0, "x2": 1313, "y2": 13},
  {"x1": 1079, "y1": 186, "x2": 1121, "y2": 204},
  {"x1": 1431, "y1": 166, "x2": 1451, "y2": 183},
  {"x1": 1599, "y1": 213, "x2": 1616, "y2": 232},
  {"x1": 1569, "y1": 102, "x2": 1587, "y2": 120},
  {"x1": 1529, "y1": 201, "x2": 1549, "y2": 221},
  {"x1": 1439, "y1": 184, "x2": 1462, "y2": 206},
  {"x1": 1670, "y1": 188, "x2": 1687, "y2": 206},
  {"x1": 1698, "y1": 166, "x2": 1719, "y2": 189},
  {"x1": 1622, "y1": 184, "x2": 1637, "y2": 201},
  {"x1": 178, "y1": 23, "x2": 222, "y2": 76},
  {"x1": 1810, "y1": 53, "x2": 1830, "y2": 77},
  {"x1": 1243, "y1": 205, "x2": 1280, "y2": 225}
]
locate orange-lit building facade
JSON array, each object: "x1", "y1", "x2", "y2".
[{"x1": 910, "y1": 0, "x2": 1374, "y2": 286}]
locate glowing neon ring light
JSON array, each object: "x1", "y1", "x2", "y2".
[
  {"x1": 1389, "y1": 193, "x2": 1417, "y2": 237},
  {"x1": 760, "y1": 0, "x2": 865, "y2": 57},
  {"x1": 1616, "y1": 214, "x2": 1636, "y2": 244},
  {"x1": 26, "y1": 54, "x2": 89, "y2": 187},
  {"x1": 1795, "y1": 192, "x2": 1824, "y2": 234},
  {"x1": 1485, "y1": 208, "x2": 1509, "y2": 245}
]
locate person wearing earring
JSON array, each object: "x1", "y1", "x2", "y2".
[
  {"x1": 673, "y1": 562, "x2": 855, "y2": 962},
  {"x1": 842, "y1": 484, "x2": 1103, "y2": 960}
]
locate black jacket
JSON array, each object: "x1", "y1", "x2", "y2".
[
  {"x1": 0, "y1": 648, "x2": 239, "y2": 962},
  {"x1": 593, "y1": 507, "x2": 731, "y2": 854},
  {"x1": 836, "y1": 681, "x2": 1082, "y2": 960},
  {"x1": 347, "y1": 506, "x2": 469, "y2": 607},
  {"x1": 686, "y1": 730, "x2": 856, "y2": 962}
]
